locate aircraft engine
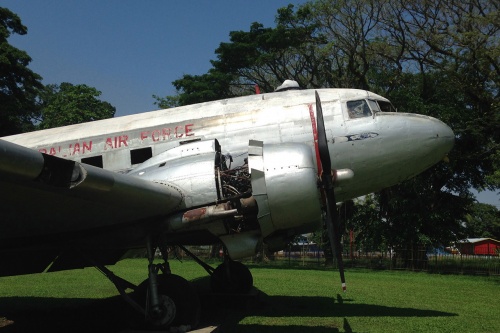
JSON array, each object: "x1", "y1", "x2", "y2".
[
  {"x1": 130, "y1": 139, "x2": 322, "y2": 259},
  {"x1": 247, "y1": 140, "x2": 322, "y2": 246}
]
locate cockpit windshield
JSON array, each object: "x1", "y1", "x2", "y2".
[
  {"x1": 347, "y1": 99, "x2": 397, "y2": 119},
  {"x1": 347, "y1": 100, "x2": 372, "y2": 118}
]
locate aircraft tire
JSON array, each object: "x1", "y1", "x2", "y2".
[
  {"x1": 210, "y1": 260, "x2": 253, "y2": 294},
  {"x1": 136, "y1": 274, "x2": 201, "y2": 330}
]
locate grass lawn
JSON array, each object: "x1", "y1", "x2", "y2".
[{"x1": 0, "y1": 259, "x2": 498, "y2": 332}]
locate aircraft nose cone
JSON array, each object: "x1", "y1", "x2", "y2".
[
  {"x1": 400, "y1": 114, "x2": 455, "y2": 177},
  {"x1": 433, "y1": 119, "x2": 455, "y2": 157}
]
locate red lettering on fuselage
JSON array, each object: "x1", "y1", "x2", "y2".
[
  {"x1": 105, "y1": 135, "x2": 129, "y2": 149},
  {"x1": 37, "y1": 124, "x2": 194, "y2": 157},
  {"x1": 185, "y1": 124, "x2": 194, "y2": 136},
  {"x1": 83, "y1": 141, "x2": 92, "y2": 153},
  {"x1": 151, "y1": 129, "x2": 161, "y2": 142},
  {"x1": 140, "y1": 124, "x2": 195, "y2": 142},
  {"x1": 174, "y1": 126, "x2": 183, "y2": 138},
  {"x1": 39, "y1": 141, "x2": 93, "y2": 157}
]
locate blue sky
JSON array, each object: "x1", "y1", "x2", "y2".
[
  {"x1": 3, "y1": 1, "x2": 498, "y2": 207},
  {"x1": 4, "y1": 0, "x2": 307, "y2": 116}
]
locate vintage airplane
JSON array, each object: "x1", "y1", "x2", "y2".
[{"x1": 0, "y1": 87, "x2": 454, "y2": 329}]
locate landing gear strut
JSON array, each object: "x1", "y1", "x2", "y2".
[
  {"x1": 134, "y1": 238, "x2": 200, "y2": 329},
  {"x1": 95, "y1": 241, "x2": 252, "y2": 330},
  {"x1": 211, "y1": 259, "x2": 253, "y2": 294},
  {"x1": 135, "y1": 273, "x2": 200, "y2": 328},
  {"x1": 179, "y1": 244, "x2": 253, "y2": 294}
]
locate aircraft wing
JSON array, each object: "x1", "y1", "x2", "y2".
[{"x1": 0, "y1": 139, "x2": 185, "y2": 276}]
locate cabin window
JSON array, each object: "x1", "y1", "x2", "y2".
[
  {"x1": 179, "y1": 138, "x2": 201, "y2": 145},
  {"x1": 81, "y1": 155, "x2": 103, "y2": 168},
  {"x1": 131, "y1": 147, "x2": 152, "y2": 165},
  {"x1": 347, "y1": 100, "x2": 372, "y2": 118}
]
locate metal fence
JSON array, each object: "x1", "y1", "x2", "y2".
[
  {"x1": 180, "y1": 246, "x2": 500, "y2": 276},
  {"x1": 273, "y1": 249, "x2": 500, "y2": 276}
]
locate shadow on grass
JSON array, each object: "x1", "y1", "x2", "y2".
[
  {"x1": 191, "y1": 276, "x2": 457, "y2": 333},
  {"x1": 0, "y1": 277, "x2": 457, "y2": 333},
  {"x1": 0, "y1": 295, "x2": 141, "y2": 333}
]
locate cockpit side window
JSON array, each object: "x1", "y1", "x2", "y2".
[
  {"x1": 367, "y1": 99, "x2": 380, "y2": 112},
  {"x1": 378, "y1": 100, "x2": 397, "y2": 112},
  {"x1": 347, "y1": 100, "x2": 372, "y2": 119}
]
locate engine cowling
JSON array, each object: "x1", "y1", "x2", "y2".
[
  {"x1": 248, "y1": 140, "x2": 322, "y2": 247},
  {"x1": 129, "y1": 139, "x2": 222, "y2": 208}
]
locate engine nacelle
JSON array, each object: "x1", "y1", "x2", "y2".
[
  {"x1": 248, "y1": 140, "x2": 322, "y2": 240},
  {"x1": 129, "y1": 140, "x2": 223, "y2": 207}
]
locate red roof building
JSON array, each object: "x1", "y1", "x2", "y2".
[{"x1": 456, "y1": 238, "x2": 500, "y2": 256}]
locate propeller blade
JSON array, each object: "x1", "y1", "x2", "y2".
[{"x1": 315, "y1": 91, "x2": 347, "y2": 292}]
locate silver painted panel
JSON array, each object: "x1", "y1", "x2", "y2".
[
  {"x1": 261, "y1": 143, "x2": 322, "y2": 232},
  {"x1": 129, "y1": 140, "x2": 220, "y2": 207}
]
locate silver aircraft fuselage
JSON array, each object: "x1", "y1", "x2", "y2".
[
  {"x1": 0, "y1": 87, "x2": 457, "y2": 328},
  {"x1": 2, "y1": 88, "x2": 454, "y2": 203}
]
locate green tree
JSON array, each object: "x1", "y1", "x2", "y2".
[
  {"x1": 159, "y1": 0, "x2": 499, "y2": 252},
  {"x1": 379, "y1": 0, "x2": 500, "y2": 191},
  {"x1": 0, "y1": 7, "x2": 43, "y2": 136},
  {"x1": 38, "y1": 83, "x2": 115, "y2": 129},
  {"x1": 213, "y1": 16, "x2": 322, "y2": 92},
  {"x1": 465, "y1": 203, "x2": 500, "y2": 239},
  {"x1": 153, "y1": 93, "x2": 180, "y2": 109},
  {"x1": 172, "y1": 70, "x2": 235, "y2": 106},
  {"x1": 348, "y1": 195, "x2": 386, "y2": 254},
  {"x1": 373, "y1": 0, "x2": 499, "y2": 254},
  {"x1": 306, "y1": 0, "x2": 499, "y2": 252},
  {"x1": 486, "y1": 150, "x2": 500, "y2": 189}
]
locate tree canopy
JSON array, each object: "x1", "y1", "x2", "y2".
[
  {"x1": 37, "y1": 82, "x2": 116, "y2": 129},
  {"x1": 158, "y1": 0, "x2": 499, "y2": 249},
  {"x1": 465, "y1": 202, "x2": 500, "y2": 239},
  {"x1": 0, "y1": 7, "x2": 43, "y2": 136}
]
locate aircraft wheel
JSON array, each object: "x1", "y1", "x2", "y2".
[
  {"x1": 210, "y1": 260, "x2": 253, "y2": 294},
  {"x1": 136, "y1": 274, "x2": 200, "y2": 329}
]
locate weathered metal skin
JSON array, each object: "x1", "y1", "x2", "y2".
[
  {"x1": 228, "y1": 141, "x2": 321, "y2": 259},
  {"x1": 249, "y1": 140, "x2": 322, "y2": 239},
  {"x1": 2, "y1": 90, "x2": 454, "y2": 199},
  {"x1": 219, "y1": 231, "x2": 262, "y2": 259},
  {"x1": 165, "y1": 203, "x2": 237, "y2": 232},
  {"x1": 128, "y1": 140, "x2": 221, "y2": 207},
  {"x1": 0, "y1": 88, "x2": 455, "y2": 265}
]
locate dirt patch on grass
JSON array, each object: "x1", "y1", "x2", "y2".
[{"x1": 0, "y1": 317, "x2": 14, "y2": 328}]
